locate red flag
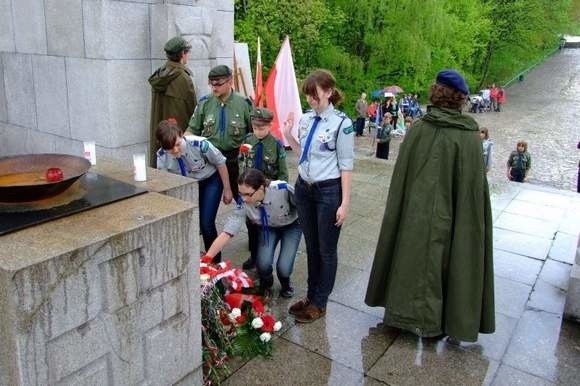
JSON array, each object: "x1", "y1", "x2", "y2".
[
  {"x1": 264, "y1": 36, "x2": 302, "y2": 145},
  {"x1": 255, "y1": 37, "x2": 264, "y2": 107}
]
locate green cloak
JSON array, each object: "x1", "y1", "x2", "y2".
[
  {"x1": 148, "y1": 61, "x2": 197, "y2": 167},
  {"x1": 365, "y1": 106, "x2": 495, "y2": 342}
]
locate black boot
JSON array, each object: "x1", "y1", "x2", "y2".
[
  {"x1": 279, "y1": 276, "x2": 294, "y2": 298},
  {"x1": 259, "y1": 276, "x2": 274, "y2": 298}
]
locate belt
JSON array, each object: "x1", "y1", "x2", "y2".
[{"x1": 298, "y1": 176, "x2": 341, "y2": 189}]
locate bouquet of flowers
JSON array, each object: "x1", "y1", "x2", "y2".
[{"x1": 200, "y1": 256, "x2": 282, "y2": 385}]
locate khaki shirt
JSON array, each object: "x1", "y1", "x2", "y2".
[
  {"x1": 239, "y1": 133, "x2": 288, "y2": 181},
  {"x1": 187, "y1": 91, "x2": 253, "y2": 152}
]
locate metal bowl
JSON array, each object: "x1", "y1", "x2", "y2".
[{"x1": 0, "y1": 154, "x2": 91, "y2": 202}]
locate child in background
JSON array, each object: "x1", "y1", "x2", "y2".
[
  {"x1": 507, "y1": 140, "x2": 531, "y2": 182},
  {"x1": 156, "y1": 119, "x2": 232, "y2": 262},
  {"x1": 238, "y1": 107, "x2": 288, "y2": 270},
  {"x1": 376, "y1": 112, "x2": 393, "y2": 160},
  {"x1": 480, "y1": 127, "x2": 493, "y2": 173}
]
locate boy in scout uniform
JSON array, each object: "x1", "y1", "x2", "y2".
[
  {"x1": 149, "y1": 36, "x2": 197, "y2": 167},
  {"x1": 239, "y1": 107, "x2": 289, "y2": 269},
  {"x1": 187, "y1": 65, "x2": 253, "y2": 197}
]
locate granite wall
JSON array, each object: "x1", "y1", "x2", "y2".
[{"x1": 0, "y1": 0, "x2": 234, "y2": 161}]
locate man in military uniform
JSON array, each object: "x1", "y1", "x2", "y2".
[
  {"x1": 239, "y1": 107, "x2": 289, "y2": 269},
  {"x1": 187, "y1": 65, "x2": 253, "y2": 197},
  {"x1": 148, "y1": 36, "x2": 197, "y2": 167}
]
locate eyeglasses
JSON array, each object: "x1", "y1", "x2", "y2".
[
  {"x1": 239, "y1": 188, "x2": 258, "y2": 198},
  {"x1": 208, "y1": 79, "x2": 230, "y2": 87}
]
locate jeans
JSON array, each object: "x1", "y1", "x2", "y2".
[
  {"x1": 256, "y1": 221, "x2": 302, "y2": 285},
  {"x1": 355, "y1": 117, "x2": 365, "y2": 136},
  {"x1": 294, "y1": 177, "x2": 342, "y2": 309},
  {"x1": 199, "y1": 171, "x2": 223, "y2": 261}
]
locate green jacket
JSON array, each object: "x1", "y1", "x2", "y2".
[
  {"x1": 187, "y1": 91, "x2": 253, "y2": 152},
  {"x1": 148, "y1": 61, "x2": 197, "y2": 167},
  {"x1": 365, "y1": 106, "x2": 495, "y2": 342},
  {"x1": 239, "y1": 133, "x2": 288, "y2": 181}
]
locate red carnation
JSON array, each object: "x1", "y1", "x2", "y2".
[
  {"x1": 261, "y1": 314, "x2": 276, "y2": 332},
  {"x1": 252, "y1": 299, "x2": 265, "y2": 315}
]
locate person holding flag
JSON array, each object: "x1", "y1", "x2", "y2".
[{"x1": 283, "y1": 69, "x2": 354, "y2": 323}]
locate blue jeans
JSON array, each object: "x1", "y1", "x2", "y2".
[
  {"x1": 294, "y1": 177, "x2": 342, "y2": 309},
  {"x1": 256, "y1": 220, "x2": 302, "y2": 284},
  {"x1": 199, "y1": 171, "x2": 223, "y2": 261}
]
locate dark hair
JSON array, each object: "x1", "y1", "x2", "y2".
[
  {"x1": 429, "y1": 83, "x2": 467, "y2": 109},
  {"x1": 238, "y1": 168, "x2": 268, "y2": 190},
  {"x1": 302, "y1": 69, "x2": 344, "y2": 106},
  {"x1": 166, "y1": 48, "x2": 189, "y2": 62},
  {"x1": 156, "y1": 119, "x2": 183, "y2": 150},
  {"x1": 516, "y1": 140, "x2": 528, "y2": 152},
  {"x1": 480, "y1": 127, "x2": 489, "y2": 139}
]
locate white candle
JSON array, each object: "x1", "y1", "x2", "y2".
[
  {"x1": 83, "y1": 141, "x2": 96, "y2": 165},
  {"x1": 133, "y1": 153, "x2": 147, "y2": 182}
]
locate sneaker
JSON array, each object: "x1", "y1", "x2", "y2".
[
  {"x1": 279, "y1": 286, "x2": 295, "y2": 298},
  {"x1": 288, "y1": 298, "x2": 310, "y2": 315},
  {"x1": 242, "y1": 257, "x2": 255, "y2": 270},
  {"x1": 294, "y1": 304, "x2": 326, "y2": 323}
]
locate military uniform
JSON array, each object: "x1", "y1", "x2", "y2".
[
  {"x1": 239, "y1": 134, "x2": 288, "y2": 181},
  {"x1": 148, "y1": 36, "x2": 196, "y2": 167}
]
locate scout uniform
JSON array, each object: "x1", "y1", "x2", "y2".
[
  {"x1": 187, "y1": 65, "x2": 252, "y2": 197},
  {"x1": 148, "y1": 36, "x2": 197, "y2": 167},
  {"x1": 156, "y1": 135, "x2": 225, "y2": 180},
  {"x1": 239, "y1": 107, "x2": 288, "y2": 181},
  {"x1": 297, "y1": 105, "x2": 355, "y2": 184}
]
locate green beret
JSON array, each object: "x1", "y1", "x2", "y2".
[
  {"x1": 208, "y1": 65, "x2": 232, "y2": 79},
  {"x1": 250, "y1": 107, "x2": 274, "y2": 122},
  {"x1": 164, "y1": 36, "x2": 191, "y2": 54}
]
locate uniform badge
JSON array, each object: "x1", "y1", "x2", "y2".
[{"x1": 343, "y1": 125, "x2": 354, "y2": 134}]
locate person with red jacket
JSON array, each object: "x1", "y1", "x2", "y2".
[
  {"x1": 496, "y1": 87, "x2": 506, "y2": 112},
  {"x1": 489, "y1": 83, "x2": 499, "y2": 112}
]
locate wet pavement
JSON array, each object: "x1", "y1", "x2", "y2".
[{"x1": 216, "y1": 49, "x2": 580, "y2": 385}]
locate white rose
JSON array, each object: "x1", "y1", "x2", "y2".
[
  {"x1": 273, "y1": 321, "x2": 282, "y2": 332},
  {"x1": 200, "y1": 274, "x2": 210, "y2": 282},
  {"x1": 251, "y1": 317, "x2": 264, "y2": 329},
  {"x1": 259, "y1": 332, "x2": 271, "y2": 343},
  {"x1": 230, "y1": 308, "x2": 241, "y2": 318},
  {"x1": 218, "y1": 262, "x2": 227, "y2": 269}
]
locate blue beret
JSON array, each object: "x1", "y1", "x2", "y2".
[{"x1": 436, "y1": 69, "x2": 469, "y2": 95}]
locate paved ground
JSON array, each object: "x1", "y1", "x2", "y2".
[{"x1": 216, "y1": 50, "x2": 580, "y2": 385}]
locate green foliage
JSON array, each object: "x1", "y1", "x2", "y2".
[{"x1": 235, "y1": 0, "x2": 578, "y2": 116}]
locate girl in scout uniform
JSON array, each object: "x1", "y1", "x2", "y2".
[
  {"x1": 156, "y1": 119, "x2": 233, "y2": 263},
  {"x1": 507, "y1": 140, "x2": 531, "y2": 182},
  {"x1": 283, "y1": 69, "x2": 355, "y2": 323},
  {"x1": 203, "y1": 168, "x2": 301, "y2": 298}
]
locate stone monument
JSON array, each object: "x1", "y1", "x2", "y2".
[{"x1": 0, "y1": 0, "x2": 234, "y2": 160}]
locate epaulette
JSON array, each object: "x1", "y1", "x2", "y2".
[
  {"x1": 269, "y1": 180, "x2": 288, "y2": 190},
  {"x1": 156, "y1": 148, "x2": 166, "y2": 157},
  {"x1": 198, "y1": 94, "x2": 210, "y2": 103},
  {"x1": 244, "y1": 97, "x2": 254, "y2": 107},
  {"x1": 184, "y1": 135, "x2": 210, "y2": 153},
  {"x1": 334, "y1": 109, "x2": 347, "y2": 118}
]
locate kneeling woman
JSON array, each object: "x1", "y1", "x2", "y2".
[{"x1": 204, "y1": 168, "x2": 302, "y2": 297}]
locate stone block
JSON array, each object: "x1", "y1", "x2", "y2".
[
  {"x1": 0, "y1": 192, "x2": 201, "y2": 386},
  {"x1": 0, "y1": 123, "x2": 23, "y2": 156},
  {"x1": 0, "y1": 56, "x2": 7, "y2": 123},
  {"x1": 97, "y1": 142, "x2": 150, "y2": 163},
  {"x1": 32, "y1": 55, "x2": 70, "y2": 137},
  {"x1": 66, "y1": 57, "x2": 112, "y2": 145},
  {"x1": 3, "y1": 54, "x2": 37, "y2": 128},
  {"x1": 564, "y1": 264, "x2": 580, "y2": 321},
  {"x1": 83, "y1": 1, "x2": 149, "y2": 59},
  {"x1": 45, "y1": 0, "x2": 84, "y2": 57},
  {"x1": 107, "y1": 60, "x2": 150, "y2": 146},
  {"x1": 0, "y1": 0, "x2": 15, "y2": 52},
  {"x1": 211, "y1": 10, "x2": 234, "y2": 58},
  {"x1": 191, "y1": 0, "x2": 234, "y2": 11},
  {"x1": 150, "y1": 5, "x2": 209, "y2": 60},
  {"x1": 12, "y1": 0, "x2": 47, "y2": 54},
  {"x1": 25, "y1": 129, "x2": 58, "y2": 154}
]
